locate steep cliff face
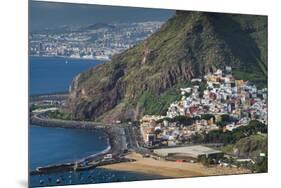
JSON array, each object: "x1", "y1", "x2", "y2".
[{"x1": 66, "y1": 11, "x2": 267, "y2": 122}]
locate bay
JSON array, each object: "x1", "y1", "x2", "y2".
[
  {"x1": 29, "y1": 125, "x2": 109, "y2": 170},
  {"x1": 29, "y1": 56, "x2": 164, "y2": 187}
]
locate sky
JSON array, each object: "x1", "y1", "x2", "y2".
[{"x1": 29, "y1": 1, "x2": 174, "y2": 32}]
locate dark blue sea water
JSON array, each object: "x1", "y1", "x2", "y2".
[
  {"x1": 29, "y1": 56, "x2": 163, "y2": 187},
  {"x1": 29, "y1": 56, "x2": 102, "y2": 95},
  {"x1": 29, "y1": 125, "x2": 109, "y2": 170}
]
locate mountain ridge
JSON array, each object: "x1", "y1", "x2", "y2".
[{"x1": 66, "y1": 11, "x2": 267, "y2": 123}]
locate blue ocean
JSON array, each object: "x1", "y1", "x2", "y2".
[
  {"x1": 29, "y1": 56, "x2": 163, "y2": 187},
  {"x1": 29, "y1": 56, "x2": 102, "y2": 95}
]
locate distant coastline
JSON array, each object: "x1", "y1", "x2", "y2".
[
  {"x1": 29, "y1": 91, "x2": 68, "y2": 99},
  {"x1": 29, "y1": 55, "x2": 110, "y2": 61}
]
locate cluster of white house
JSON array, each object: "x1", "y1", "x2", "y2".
[{"x1": 140, "y1": 66, "x2": 267, "y2": 146}]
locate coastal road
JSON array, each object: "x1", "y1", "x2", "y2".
[{"x1": 123, "y1": 124, "x2": 151, "y2": 155}]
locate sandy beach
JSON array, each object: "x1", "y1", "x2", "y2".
[{"x1": 98, "y1": 152, "x2": 251, "y2": 178}]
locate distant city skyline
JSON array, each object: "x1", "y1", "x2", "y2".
[{"x1": 29, "y1": 1, "x2": 174, "y2": 32}]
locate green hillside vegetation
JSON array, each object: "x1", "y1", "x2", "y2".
[
  {"x1": 236, "y1": 134, "x2": 267, "y2": 156},
  {"x1": 204, "y1": 120, "x2": 267, "y2": 144},
  {"x1": 221, "y1": 133, "x2": 267, "y2": 173}
]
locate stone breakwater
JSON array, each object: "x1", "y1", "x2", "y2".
[
  {"x1": 29, "y1": 93, "x2": 69, "y2": 103},
  {"x1": 30, "y1": 113, "x2": 110, "y2": 129}
]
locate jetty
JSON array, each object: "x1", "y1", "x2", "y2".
[{"x1": 30, "y1": 113, "x2": 110, "y2": 129}]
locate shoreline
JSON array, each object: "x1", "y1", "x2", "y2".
[
  {"x1": 98, "y1": 152, "x2": 251, "y2": 178},
  {"x1": 29, "y1": 92, "x2": 126, "y2": 175},
  {"x1": 29, "y1": 124, "x2": 111, "y2": 173},
  {"x1": 29, "y1": 92, "x2": 69, "y2": 103},
  {"x1": 29, "y1": 92, "x2": 68, "y2": 98},
  {"x1": 30, "y1": 124, "x2": 112, "y2": 165},
  {"x1": 30, "y1": 55, "x2": 110, "y2": 61},
  {"x1": 29, "y1": 117, "x2": 127, "y2": 175}
]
